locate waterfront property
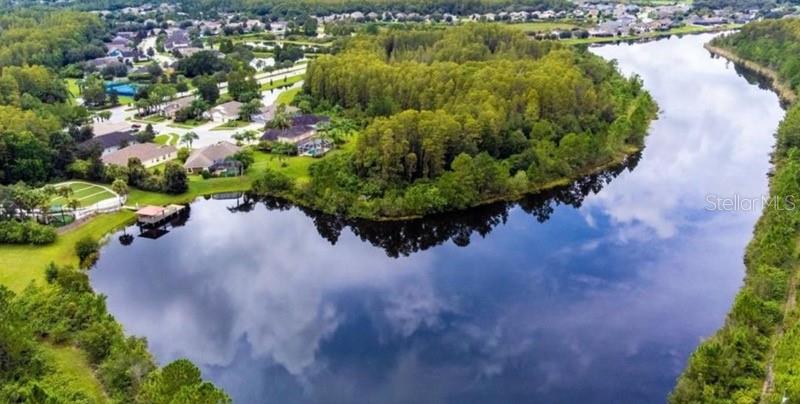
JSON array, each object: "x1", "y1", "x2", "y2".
[
  {"x1": 135, "y1": 204, "x2": 185, "y2": 226},
  {"x1": 261, "y1": 114, "x2": 329, "y2": 144},
  {"x1": 102, "y1": 143, "x2": 177, "y2": 167},
  {"x1": 87, "y1": 33, "x2": 783, "y2": 404},
  {"x1": 183, "y1": 141, "x2": 242, "y2": 174}
]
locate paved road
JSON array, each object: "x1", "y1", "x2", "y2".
[
  {"x1": 138, "y1": 36, "x2": 177, "y2": 67},
  {"x1": 106, "y1": 79, "x2": 304, "y2": 149}
]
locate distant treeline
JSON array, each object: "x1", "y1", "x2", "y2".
[
  {"x1": 2, "y1": 0, "x2": 570, "y2": 15},
  {"x1": 671, "y1": 19, "x2": 800, "y2": 403},
  {"x1": 0, "y1": 10, "x2": 106, "y2": 68},
  {"x1": 693, "y1": 0, "x2": 779, "y2": 11}
]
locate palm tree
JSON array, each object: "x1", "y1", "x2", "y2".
[
  {"x1": 56, "y1": 186, "x2": 74, "y2": 223},
  {"x1": 242, "y1": 130, "x2": 258, "y2": 144},
  {"x1": 266, "y1": 104, "x2": 292, "y2": 131},
  {"x1": 67, "y1": 198, "x2": 81, "y2": 223},
  {"x1": 181, "y1": 131, "x2": 199, "y2": 148}
]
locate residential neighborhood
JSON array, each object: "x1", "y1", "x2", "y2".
[{"x1": 8, "y1": 0, "x2": 800, "y2": 402}]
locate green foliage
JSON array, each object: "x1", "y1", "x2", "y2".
[
  {"x1": 712, "y1": 19, "x2": 800, "y2": 93},
  {"x1": 73, "y1": 236, "x2": 99, "y2": 268},
  {"x1": 252, "y1": 168, "x2": 295, "y2": 196},
  {"x1": 176, "y1": 51, "x2": 230, "y2": 78},
  {"x1": 162, "y1": 162, "x2": 189, "y2": 194},
  {"x1": 192, "y1": 75, "x2": 220, "y2": 104},
  {"x1": 0, "y1": 220, "x2": 56, "y2": 245},
  {"x1": 136, "y1": 359, "x2": 230, "y2": 404},
  {"x1": 227, "y1": 69, "x2": 260, "y2": 102},
  {"x1": 3, "y1": 262, "x2": 228, "y2": 402},
  {"x1": 288, "y1": 24, "x2": 656, "y2": 218},
  {"x1": 0, "y1": 10, "x2": 105, "y2": 68},
  {"x1": 670, "y1": 97, "x2": 800, "y2": 403}
]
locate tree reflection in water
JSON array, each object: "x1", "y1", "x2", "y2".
[{"x1": 232, "y1": 151, "x2": 642, "y2": 258}]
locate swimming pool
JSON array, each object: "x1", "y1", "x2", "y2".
[{"x1": 105, "y1": 82, "x2": 139, "y2": 97}]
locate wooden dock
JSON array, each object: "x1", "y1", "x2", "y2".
[{"x1": 135, "y1": 204, "x2": 186, "y2": 228}]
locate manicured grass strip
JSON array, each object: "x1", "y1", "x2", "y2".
[
  {"x1": 155, "y1": 133, "x2": 180, "y2": 145},
  {"x1": 168, "y1": 119, "x2": 207, "y2": 129},
  {"x1": 50, "y1": 184, "x2": 115, "y2": 207},
  {"x1": 77, "y1": 191, "x2": 116, "y2": 206},
  {"x1": 277, "y1": 88, "x2": 300, "y2": 105},
  {"x1": 211, "y1": 120, "x2": 250, "y2": 131},
  {"x1": 65, "y1": 183, "x2": 93, "y2": 192},
  {"x1": 260, "y1": 74, "x2": 304, "y2": 91}
]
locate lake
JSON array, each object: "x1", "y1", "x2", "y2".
[{"x1": 90, "y1": 33, "x2": 784, "y2": 403}]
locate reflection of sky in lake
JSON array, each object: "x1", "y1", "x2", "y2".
[{"x1": 90, "y1": 33, "x2": 784, "y2": 403}]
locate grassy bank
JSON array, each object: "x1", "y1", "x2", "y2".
[
  {"x1": 704, "y1": 42, "x2": 798, "y2": 104},
  {"x1": 671, "y1": 38, "x2": 800, "y2": 403}
]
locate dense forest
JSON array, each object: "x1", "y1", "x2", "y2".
[
  {"x1": 672, "y1": 20, "x2": 800, "y2": 403},
  {"x1": 0, "y1": 10, "x2": 106, "y2": 67},
  {"x1": 0, "y1": 11, "x2": 102, "y2": 186},
  {"x1": 263, "y1": 24, "x2": 655, "y2": 218}
]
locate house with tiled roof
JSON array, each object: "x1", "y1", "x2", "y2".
[{"x1": 102, "y1": 143, "x2": 177, "y2": 167}]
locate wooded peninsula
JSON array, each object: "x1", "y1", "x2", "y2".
[{"x1": 252, "y1": 24, "x2": 657, "y2": 218}]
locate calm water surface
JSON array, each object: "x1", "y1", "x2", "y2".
[{"x1": 91, "y1": 33, "x2": 784, "y2": 403}]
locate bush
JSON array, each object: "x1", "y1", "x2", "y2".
[
  {"x1": 177, "y1": 148, "x2": 190, "y2": 163},
  {"x1": 162, "y1": 162, "x2": 188, "y2": 194},
  {"x1": 74, "y1": 236, "x2": 99, "y2": 268},
  {"x1": 0, "y1": 220, "x2": 56, "y2": 245},
  {"x1": 251, "y1": 169, "x2": 295, "y2": 196}
]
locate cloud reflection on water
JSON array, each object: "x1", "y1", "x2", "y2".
[{"x1": 91, "y1": 33, "x2": 783, "y2": 403}]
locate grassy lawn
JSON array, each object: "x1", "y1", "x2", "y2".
[
  {"x1": 140, "y1": 114, "x2": 167, "y2": 123},
  {"x1": 508, "y1": 21, "x2": 580, "y2": 33},
  {"x1": 211, "y1": 120, "x2": 250, "y2": 131},
  {"x1": 65, "y1": 78, "x2": 80, "y2": 98},
  {"x1": 277, "y1": 88, "x2": 300, "y2": 105},
  {"x1": 260, "y1": 74, "x2": 304, "y2": 91},
  {"x1": 0, "y1": 141, "x2": 353, "y2": 293},
  {"x1": 50, "y1": 182, "x2": 116, "y2": 208},
  {"x1": 0, "y1": 211, "x2": 132, "y2": 293},
  {"x1": 41, "y1": 343, "x2": 108, "y2": 403},
  {"x1": 168, "y1": 119, "x2": 207, "y2": 129},
  {"x1": 155, "y1": 133, "x2": 180, "y2": 146}
]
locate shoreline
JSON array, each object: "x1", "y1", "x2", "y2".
[
  {"x1": 564, "y1": 24, "x2": 739, "y2": 46},
  {"x1": 704, "y1": 42, "x2": 798, "y2": 104},
  {"x1": 264, "y1": 144, "x2": 644, "y2": 222},
  {"x1": 672, "y1": 39, "x2": 800, "y2": 402}
]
